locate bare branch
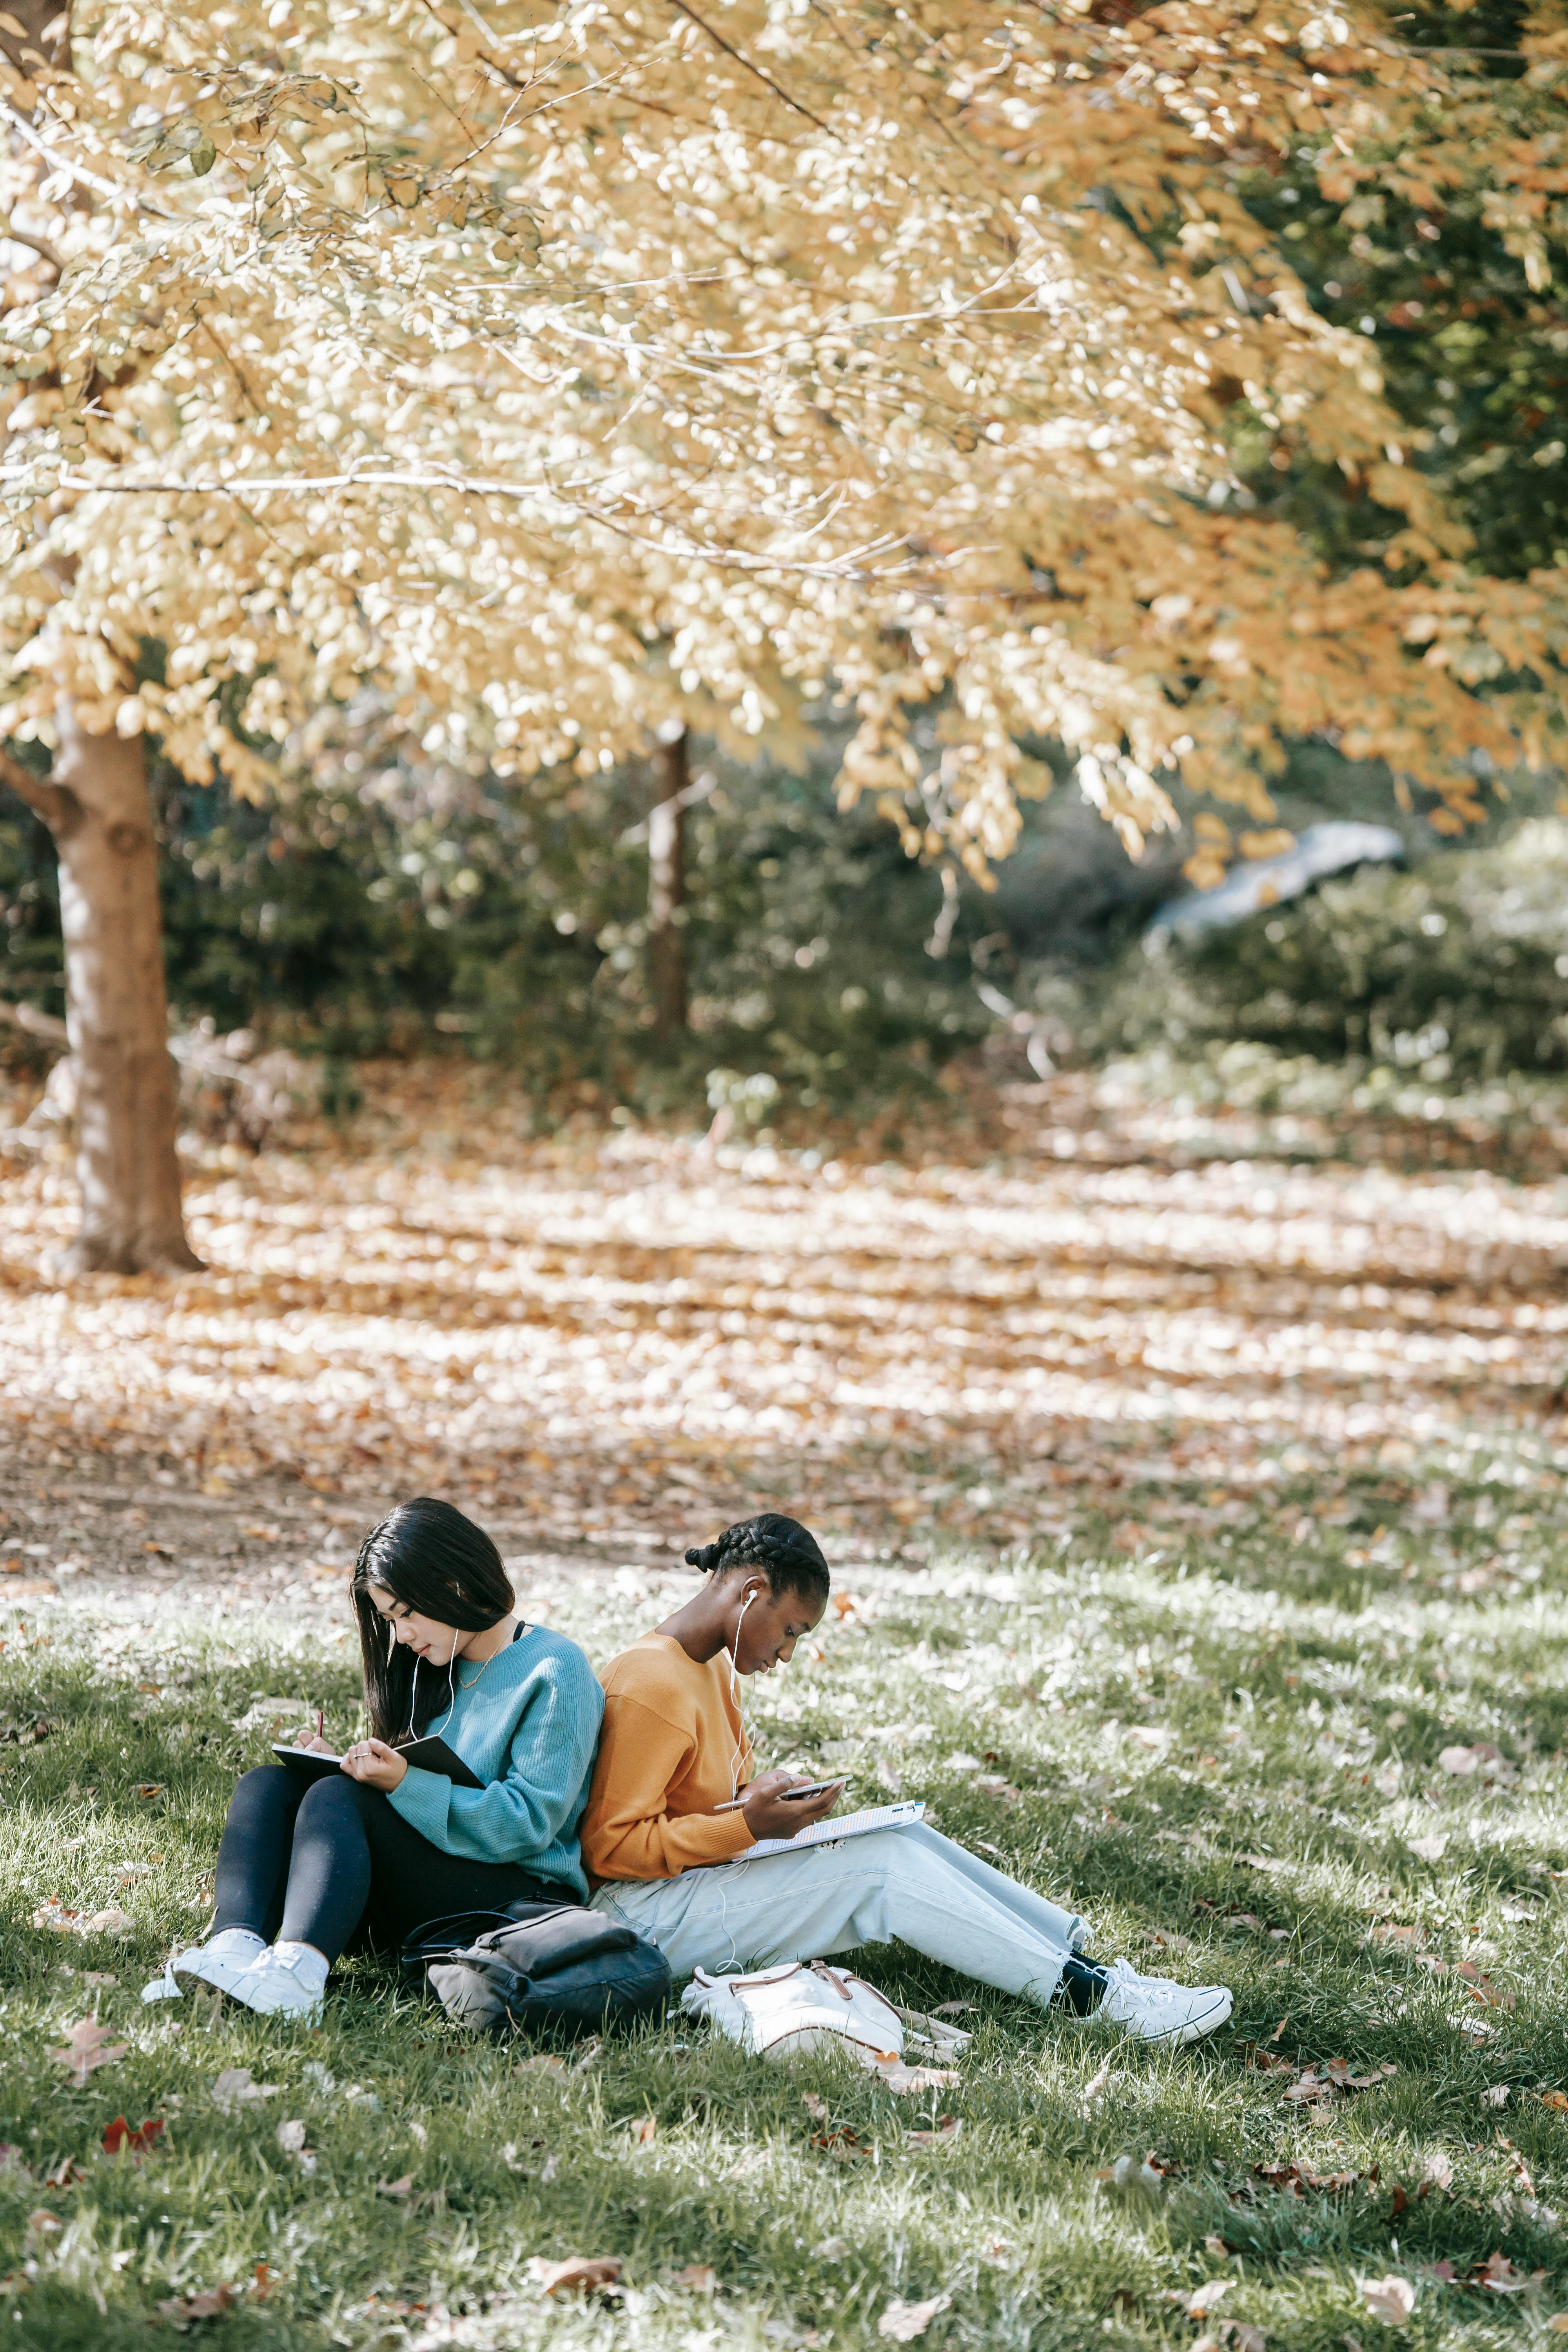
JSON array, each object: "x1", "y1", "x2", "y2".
[
  {"x1": 0, "y1": 994, "x2": 68, "y2": 1045},
  {"x1": 0, "y1": 99, "x2": 177, "y2": 219},
  {"x1": 0, "y1": 740, "x2": 80, "y2": 835},
  {"x1": 0, "y1": 217, "x2": 62, "y2": 270},
  {"x1": 660, "y1": 0, "x2": 830, "y2": 130}
]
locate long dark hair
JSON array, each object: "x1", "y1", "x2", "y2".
[
  {"x1": 684, "y1": 1513, "x2": 831, "y2": 1607},
  {"x1": 351, "y1": 1497, "x2": 514, "y2": 1741}
]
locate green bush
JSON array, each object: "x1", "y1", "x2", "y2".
[{"x1": 1081, "y1": 820, "x2": 1568, "y2": 1083}]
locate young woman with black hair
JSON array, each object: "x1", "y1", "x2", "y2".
[
  {"x1": 583, "y1": 1514, "x2": 1232, "y2": 2045},
  {"x1": 143, "y1": 1499, "x2": 603, "y2": 2022}
]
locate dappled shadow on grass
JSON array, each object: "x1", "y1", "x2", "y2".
[{"x1": 5, "y1": 1523, "x2": 1568, "y2": 2345}]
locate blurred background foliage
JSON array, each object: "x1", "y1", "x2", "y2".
[
  {"x1": 1229, "y1": 0, "x2": 1568, "y2": 591},
  {"x1": 0, "y1": 709, "x2": 1004, "y2": 1120},
  {"x1": 5, "y1": 706, "x2": 1565, "y2": 1126}
]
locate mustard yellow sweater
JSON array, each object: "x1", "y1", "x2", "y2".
[{"x1": 581, "y1": 1633, "x2": 759, "y2": 1881}]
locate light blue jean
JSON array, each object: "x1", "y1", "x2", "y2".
[{"x1": 590, "y1": 1821, "x2": 1090, "y2": 2004}]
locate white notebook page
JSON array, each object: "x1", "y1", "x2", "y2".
[{"x1": 715, "y1": 1798, "x2": 926, "y2": 1865}]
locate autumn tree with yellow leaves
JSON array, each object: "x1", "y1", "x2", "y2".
[{"x1": 0, "y1": 0, "x2": 1565, "y2": 1267}]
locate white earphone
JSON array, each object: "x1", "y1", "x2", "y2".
[
  {"x1": 726, "y1": 1584, "x2": 762, "y2": 1800},
  {"x1": 401, "y1": 1636, "x2": 457, "y2": 1741}
]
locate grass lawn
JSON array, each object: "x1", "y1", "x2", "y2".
[{"x1": 3, "y1": 1485, "x2": 1567, "y2": 2351}]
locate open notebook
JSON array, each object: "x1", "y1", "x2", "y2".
[
  {"x1": 272, "y1": 1735, "x2": 484, "y2": 1790},
  {"x1": 716, "y1": 1798, "x2": 926, "y2": 1865}
]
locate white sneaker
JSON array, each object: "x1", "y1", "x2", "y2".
[
  {"x1": 1098, "y1": 1958, "x2": 1232, "y2": 2046},
  {"x1": 172, "y1": 1929, "x2": 267, "y2": 1998},
  {"x1": 225, "y1": 1942, "x2": 327, "y2": 2022}
]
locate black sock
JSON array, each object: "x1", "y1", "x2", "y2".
[{"x1": 1053, "y1": 1953, "x2": 1112, "y2": 2015}]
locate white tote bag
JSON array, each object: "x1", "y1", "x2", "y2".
[{"x1": 680, "y1": 1960, "x2": 905, "y2": 2068}]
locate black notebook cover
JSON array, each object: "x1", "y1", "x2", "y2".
[{"x1": 272, "y1": 1734, "x2": 485, "y2": 1791}]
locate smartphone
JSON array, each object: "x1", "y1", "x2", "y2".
[{"x1": 715, "y1": 1776, "x2": 847, "y2": 1813}]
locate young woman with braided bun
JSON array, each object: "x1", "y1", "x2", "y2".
[{"x1": 582, "y1": 1514, "x2": 1233, "y2": 2045}]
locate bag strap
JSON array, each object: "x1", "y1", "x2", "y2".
[{"x1": 695, "y1": 1962, "x2": 807, "y2": 1994}]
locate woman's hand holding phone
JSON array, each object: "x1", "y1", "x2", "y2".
[{"x1": 739, "y1": 1769, "x2": 844, "y2": 1843}]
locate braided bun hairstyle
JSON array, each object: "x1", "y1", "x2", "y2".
[{"x1": 684, "y1": 1512, "x2": 830, "y2": 1606}]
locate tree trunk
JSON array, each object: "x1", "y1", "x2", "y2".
[
  {"x1": 0, "y1": 707, "x2": 200, "y2": 1275},
  {"x1": 648, "y1": 721, "x2": 689, "y2": 1040}
]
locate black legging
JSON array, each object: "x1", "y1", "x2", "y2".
[{"x1": 211, "y1": 1767, "x2": 571, "y2": 1961}]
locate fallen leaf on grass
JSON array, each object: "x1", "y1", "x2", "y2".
[
  {"x1": 1357, "y1": 2275, "x2": 1416, "y2": 2327},
  {"x1": 376, "y1": 2175, "x2": 412, "y2": 2198},
  {"x1": 155, "y1": 2286, "x2": 234, "y2": 2328},
  {"x1": 25, "y1": 2211, "x2": 60, "y2": 2237},
  {"x1": 1483, "y1": 2085, "x2": 1512, "y2": 2107},
  {"x1": 812, "y1": 2238, "x2": 851, "y2": 2262},
  {"x1": 514, "y1": 2053, "x2": 566, "y2": 2076},
  {"x1": 1081, "y1": 2060, "x2": 1114, "y2": 2112},
  {"x1": 1183, "y1": 2279, "x2": 1231, "y2": 2318},
  {"x1": 1194, "y1": 2325, "x2": 1265, "y2": 2352},
  {"x1": 33, "y1": 1902, "x2": 136, "y2": 1940},
  {"x1": 875, "y1": 2064, "x2": 959, "y2": 2095},
  {"x1": 87, "y1": 1909, "x2": 136, "y2": 1936},
  {"x1": 1408, "y1": 1835, "x2": 1449, "y2": 1864},
  {"x1": 878, "y1": 2294, "x2": 949, "y2": 2340},
  {"x1": 812, "y1": 2128, "x2": 872, "y2": 2159},
  {"x1": 210, "y1": 2069, "x2": 278, "y2": 2114},
  {"x1": 102, "y1": 2115, "x2": 164, "y2": 2157},
  {"x1": 1438, "y1": 1743, "x2": 1505, "y2": 1779},
  {"x1": 671, "y1": 2265, "x2": 717, "y2": 2293},
  {"x1": 801, "y1": 2094, "x2": 828, "y2": 2120},
  {"x1": 527, "y1": 2256, "x2": 624, "y2": 2298},
  {"x1": 50, "y1": 2018, "x2": 127, "y2": 2086},
  {"x1": 905, "y1": 2117, "x2": 961, "y2": 2147},
  {"x1": 42, "y1": 2155, "x2": 85, "y2": 2189},
  {"x1": 1476, "y1": 2250, "x2": 1545, "y2": 2295},
  {"x1": 1252, "y1": 2161, "x2": 1366, "y2": 2205},
  {"x1": 1282, "y1": 2060, "x2": 1395, "y2": 2105},
  {"x1": 1098, "y1": 2154, "x2": 1164, "y2": 2204},
  {"x1": 1540, "y1": 2091, "x2": 1568, "y2": 2112},
  {"x1": 629, "y1": 2116, "x2": 657, "y2": 2145}
]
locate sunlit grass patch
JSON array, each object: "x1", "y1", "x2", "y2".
[{"x1": 4, "y1": 1501, "x2": 1568, "y2": 2347}]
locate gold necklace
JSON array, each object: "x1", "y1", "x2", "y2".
[{"x1": 457, "y1": 1623, "x2": 523, "y2": 1690}]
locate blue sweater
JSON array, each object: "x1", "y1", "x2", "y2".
[{"x1": 387, "y1": 1628, "x2": 604, "y2": 1901}]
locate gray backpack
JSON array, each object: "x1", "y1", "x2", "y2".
[{"x1": 401, "y1": 1901, "x2": 671, "y2": 2039}]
